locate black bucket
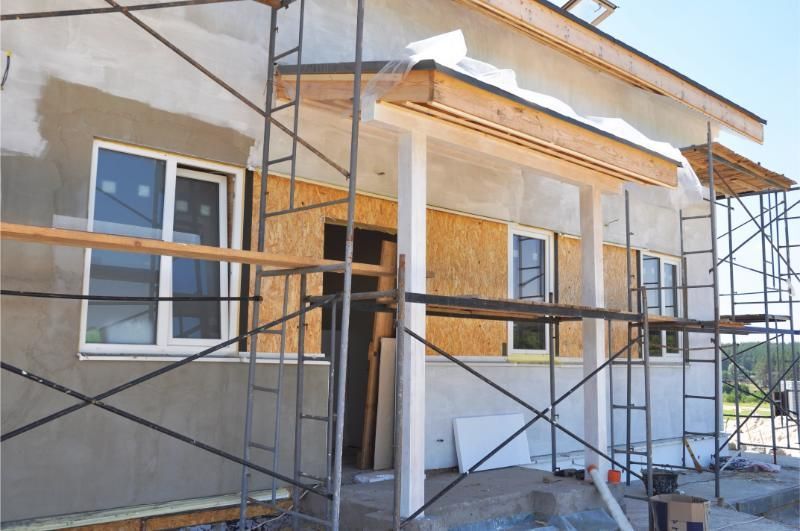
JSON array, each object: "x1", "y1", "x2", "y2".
[{"x1": 640, "y1": 468, "x2": 678, "y2": 494}]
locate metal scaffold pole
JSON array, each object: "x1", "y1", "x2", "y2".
[
  {"x1": 706, "y1": 124, "x2": 722, "y2": 499},
  {"x1": 330, "y1": 1, "x2": 365, "y2": 527}
]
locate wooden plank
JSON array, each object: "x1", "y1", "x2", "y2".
[
  {"x1": 63, "y1": 500, "x2": 287, "y2": 530},
  {"x1": 374, "y1": 337, "x2": 397, "y2": 470},
  {"x1": 358, "y1": 240, "x2": 397, "y2": 469},
  {"x1": 278, "y1": 70, "x2": 433, "y2": 104},
  {"x1": 0, "y1": 222, "x2": 393, "y2": 278},
  {"x1": 681, "y1": 143, "x2": 794, "y2": 197},
  {"x1": 453, "y1": 0, "x2": 765, "y2": 143},
  {"x1": 430, "y1": 71, "x2": 678, "y2": 187}
]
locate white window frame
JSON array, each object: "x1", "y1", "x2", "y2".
[
  {"x1": 79, "y1": 139, "x2": 244, "y2": 356},
  {"x1": 640, "y1": 251, "x2": 682, "y2": 358},
  {"x1": 507, "y1": 225, "x2": 554, "y2": 355}
]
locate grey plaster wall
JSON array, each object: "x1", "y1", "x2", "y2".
[
  {"x1": 0, "y1": 79, "x2": 329, "y2": 522},
  {"x1": 1, "y1": 0, "x2": 719, "y2": 522}
]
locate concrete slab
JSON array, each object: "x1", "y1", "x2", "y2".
[{"x1": 304, "y1": 466, "x2": 622, "y2": 530}]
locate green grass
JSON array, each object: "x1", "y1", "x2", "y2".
[{"x1": 722, "y1": 402, "x2": 772, "y2": 417}]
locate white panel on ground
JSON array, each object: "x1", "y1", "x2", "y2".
[
  {"x1": 374, "y1": 337, "x2": 397, "y2": 470},
  {"x1": 453, "y1": 413, "x2": 531, "y2": 474}
]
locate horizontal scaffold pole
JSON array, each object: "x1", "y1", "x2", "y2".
[
  {"x1": 0, "y1": 222, "x2": 393, "y2": 278},
  {"x1": 1, "y1": 295, "x2": 334, "y2": 443},
  {"x1": 1, "y1": 361, "x2": 332, "y2": 500}
]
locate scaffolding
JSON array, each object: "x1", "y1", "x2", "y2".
[{"x1": 0, "y1": 1, "x2": 798, "y2": 530}]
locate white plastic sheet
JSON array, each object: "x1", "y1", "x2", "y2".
[{"x1": 364, "y1": 30, "x2": 706, "y2": 208}]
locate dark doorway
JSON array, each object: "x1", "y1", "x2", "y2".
[{"x1": 322, "y1": 223, "x2": 396, "y2": 464}]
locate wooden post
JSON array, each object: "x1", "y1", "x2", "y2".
[
  {"x1": 358, "y1": 240, "x2": 397, "y2": 469},
  {"x1": 397, "y1": 129, "x2": 426, "y2": 518},
  {"x1": 580, "y1": 184, "x2": 609, "y2": 477}
]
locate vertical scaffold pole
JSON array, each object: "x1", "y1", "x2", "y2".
[
  {"x1": 239, "y1": 7, "x2": 279, "y2": 528},
  {"x1": 706, "y1": 124, "x2": 722, "y2": 499},
  {"x1": 624, "y1": 190, "x2": 634, "y2": 486},
  {"x1": 727, "y1": 196, "x2": 741, "y2": 450},
  {"x1": 642, "y1": 288, "x2": 653, "y2": 498},
  {"x1": 393, "y1": 255, "x2": 407, "y2": 531},
  {"x1": 784, "y1": 190, "x2": 800, "y2": 447},
  {"x1": 760, "y1": 193, "x2": 778, "y2": 464},
  {"x1": 330, "y1": 1, "x2": 365, "y2": 527},
  {"x1": 549, "y1": 292, "x2": 558, "y2": 473}
]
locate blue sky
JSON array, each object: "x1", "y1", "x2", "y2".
[
  {"x1": 598, "y1": 1, "x2": 799, "y2": 329},
  {"x1": 600, "y1": 0, "x2": 799, "y2": 179}
]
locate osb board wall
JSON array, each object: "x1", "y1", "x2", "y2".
[
  {"x1": 248, "y1": 175, "x2": 507, "y2": 356},
  {"x1": 426, "y1": 209, "x2": 507, "y2": 356},
  {"x1": 557, "y1": 237, "x2": 639, "y2": 358}
]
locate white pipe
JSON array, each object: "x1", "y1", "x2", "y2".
[{"x1": 587, "y1": 465, "x2": 634, "y2": 531}]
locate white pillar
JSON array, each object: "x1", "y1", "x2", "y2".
[
  {"x1": 580, "y1": 184, "x2": 609, "y2": 477},
  {"x1": 397, "y1": 129, "x2": 426, "y2": 517}
]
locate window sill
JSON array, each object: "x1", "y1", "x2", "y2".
[{"x1": 77, "y1": 352, "x2": 329, "y2": 365}]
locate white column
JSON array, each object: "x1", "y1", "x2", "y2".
[
  {"x1": 580, "y1": 184, "x2": 609, "y2": 477},
  {"x1": 397, "y1": 129, "x2": 426, "y2": 517}
]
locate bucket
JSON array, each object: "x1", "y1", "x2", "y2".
[{"x1": 607, "y1": 469, "x2": 621, "y2": 484}]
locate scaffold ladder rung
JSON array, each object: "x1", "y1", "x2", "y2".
[
  {"x1": 274, "y1": 45, "x2": 299, "y2": 61},
  {"x1": 272, "y1": 100, "x2": 296, "y2": 113},
  {"x1": 249, "y1": 441, "x2": 275, "y2": 452}
]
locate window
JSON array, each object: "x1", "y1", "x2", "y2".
[
  {"x1": 508, "y1": 227, "x2": 553, "y2": 353},
  {"x1": 641, "y1": 253, "x2": 681, "y2": 357},
  {"x1": 80, "y1": 141, "x2": 243, "y2": 356}
]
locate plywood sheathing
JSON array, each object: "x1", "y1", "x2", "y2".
[
  {"x1": 426, "y1": 209, "x2": 508, "y2": 356},
  {"x1": 681, "y1": 143, "x2": 795, "y2": 198},
  {"x1": 248, "y1": 175, "x2": 506, "y2": 356},
  {"x1": 557, "y1": 237, "x2": 639, "y2": 358}
]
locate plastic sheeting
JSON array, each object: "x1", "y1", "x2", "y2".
[{"x1": 363, "y1": 30, "x2": 706, "y2": 209}]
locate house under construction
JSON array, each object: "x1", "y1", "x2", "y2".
[{"x1": 1, "y1": 0, "x2": 797, "y2": 529}]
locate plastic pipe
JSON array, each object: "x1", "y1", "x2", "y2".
[{"x1": 587, "y1": 465, "x2": 634, "y2": 531}]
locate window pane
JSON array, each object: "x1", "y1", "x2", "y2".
[
  {"x1": 513, "y1": 234, "x2": 546, "y2": 351},
  {"x1": 86, "y1": 250, "x2": 160, "y2": 344},
  {"x1": 172, "y1": 176, "x2": 222, "y2": 339},
  {"x1": 514, "y1": 236, "x2": 545, "y2": 300},
  {"x1": 663, "y1": 263, "x2": 677, "y2": 317},
  {"x1": 666, "y1": 330, "x2": 680, "y2": 354},
  {"x1": 514, "y1": 322, "x2": 546, "y2": 351},
  {"x1": 648, "y1": 331, "x2": 662, "y2": 357},
  {"x1": 642, "y1": 256, "x2": 661, "y2": 314},
  {"x1": 87, "y1": 149, "x2": 166, "y2": 344},
  {"x1": 93, "y1": 148, "x2": 165, "y2": 238}
]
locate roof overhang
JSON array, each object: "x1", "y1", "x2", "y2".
[
  {"x1": 681, "y1": 143, "x2": 795, "y2": 198},
  {"x1": 453, "y1": 0, "x2": 767, "y2": 144},
  {"x1": 279, "y1": 61, "x2": 680, "y2": 189}
]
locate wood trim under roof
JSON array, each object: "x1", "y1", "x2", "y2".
[
  {"x1": 278, "y1": 61, "x2": 679, "y2": 188},
  {"x1": 452, "y1": 0, "x2": 766, "y2": 144},
  {"x1": 681, "y1": 143, "x2": 795, "y2": 198}
]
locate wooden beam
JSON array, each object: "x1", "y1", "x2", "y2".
[
  {"x1": 287, "y1": 67, "x2": 678, "y2": 187},
  {"x1": 397, "y1": 129, "x2": 427, "y2": 518},
  {"x1": 0, "y1": 222, "x2": 394, "y2": 278},
  {"x1": 453, "y1": 0, "x2": 766, "y2": 143},
  {"x1": 367, "y1": 102, "x2": 623, "y2": 193},
  {"x1": 580, "y1": 184, "x2": 609, "y2": 478},
  {"x1": 358, "y1": 240, "x2": 397, "y2": 470},
  {"x1": 429, "y1": 70, "x2": 677, "y2": 187}
]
